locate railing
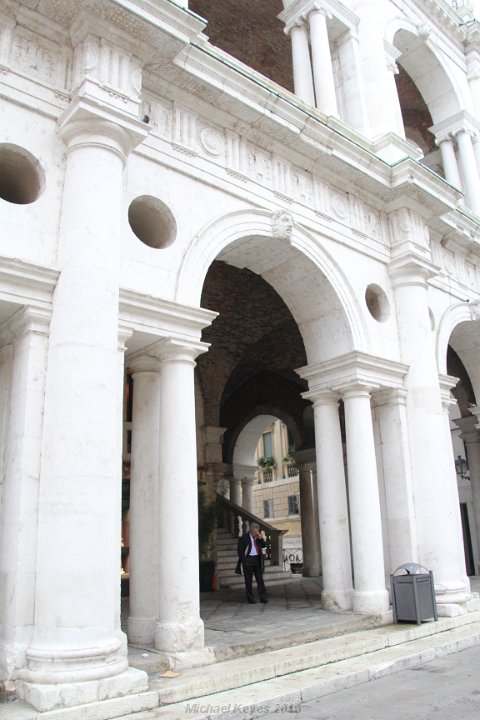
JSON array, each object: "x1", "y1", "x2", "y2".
[
  {"x1": 285, "y1": 464, "x2": 298, "y2": 478},
  {"x1": 216, "y1": 493, "x2": 287, "y2": 566}
]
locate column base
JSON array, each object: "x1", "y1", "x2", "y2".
[
  {"x1": 352, "y1": 588, "x2": 390, "y2": 615},
  {"x1": 17, "y1": 667, "x2": 149, "y2": 713},
  {"x1": 321, "y1": 589, "x2": 353, "y2": 611},
  {"x1": 434, "y1": 580, "x2": 471, "y2": 609},
  {"x1": 155, "y1": 618, "x2": 204, "y2": 655},
  {"x1": 127, "y1": 616, "x2": 156, "y2": 646},
  {"x1": 154, "y1": 646, "x2": 216, "y2": 671}
]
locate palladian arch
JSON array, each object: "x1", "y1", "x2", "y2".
[
  {"x1": 435, "y1": 300, "x2": 480, "y2": 580},
  {"x1": 176, "y1": 208, "x2": 369, "y2": 364}
]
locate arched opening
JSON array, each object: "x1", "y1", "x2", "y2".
[
  {"x1": 392, "y1": 28, "x2": 463, "y2": 180},
  {"x1": 443, "y1": 319, "x2": 480, "y2": 578},
  {"x1": 192, "y1": 217, "x2": 359, "y2": 596},
  {"x1": 189, "y1": 0, "x2": 293, "y2": 92}
]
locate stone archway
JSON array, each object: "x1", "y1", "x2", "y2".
[
  {"x1": 176, "y1": 208, "x2": 368, "y2": 365},
  {"x1": 437, "y1": 301, "x2": 480, "y2": 577}
]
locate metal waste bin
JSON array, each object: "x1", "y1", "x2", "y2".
[{"x1": 390, "y1": 563, "x2": 438, "y2": 625}]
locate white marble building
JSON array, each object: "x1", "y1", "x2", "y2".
[{"x1": 1, "y1": 0, "x2": 480, "y2": 713}]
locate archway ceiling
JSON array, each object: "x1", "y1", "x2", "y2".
[
  {"x1": 217, "y1": 236, "x2": 352, "y2": 361},
  {"x1": 233, "y1": 413, "x2": 279, "y2": 469},
  {"x1": 395, "y1": 30, "x2": 459, "y2": 123},
  {"x1": 449, "y1": 321, "x2": 480, "y2": 404}
]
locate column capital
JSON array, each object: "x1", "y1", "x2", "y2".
[
  {"x1": 438, "y1": 372, "x2": 459, "y2": 411},
  {"x1": 58, "y1": 97, "x2": 149, "y2": 163},
  {"x1": 0, "y1": 306, "x2": 51, "y2": 345},
  {"x1": 454, "y1": 414, "x2": 480, "y2": 443},
  {"x1": 146, "y1": 337, "x2": 209, "y2": 365},
  {"x1": 388, "y1": 252, "x2": 439, "y2": 288},
  {"x1": 372, "y1": 387, "x2": 408, "y2": 408},
  {"x1": 298, "y1": 351, "x2": 407, "y2": 396},
  {"x1": 127, "y1": 350, "x2": 161, "y2": 375},
  {"x1": 340, "y1": 382, "x2": 378, "y2": 400},
  {"x1": 241, "y1": 476, "x2": 256, "y2": 488},
  {"x1": 431, "y1": 110, "x2": 480, "y2": 145},
  {"x1": 303, "y1": 389, "x2": 341, "y2": 406}
]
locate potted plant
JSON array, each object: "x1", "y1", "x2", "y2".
[
  {"x1": 198, "y1": 485, "x2": 217, "y2": 592},
  {"x1": 258, "y1": 456, "x2": 276, "y2": 481}
]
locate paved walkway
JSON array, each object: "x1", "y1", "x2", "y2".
[
  {"x1": 258, "y1": 643, "x2": 480, "y2": 720},
  {"x1": 127, "y1": 579, "x2": 383, "y2": 670}
]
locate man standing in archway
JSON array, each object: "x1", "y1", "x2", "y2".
[{"x1": 237, "y1": 522, "x2": 269, "y2": 604}]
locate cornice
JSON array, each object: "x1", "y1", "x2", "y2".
[
  {"x1": 119, "y1": 287, "x2": 218, "y2": 351},
  {"x1": 298, "y1": 351, "x2": 409, "y2": 396},
  {"x1": 0, "y1": 255, "x2": 59, "y2": 307}
]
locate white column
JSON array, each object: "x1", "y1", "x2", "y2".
[
  {"x1": 229, "y1": 477, "x2": 242, "y2": 506},
  {"x1": 337, "y1": 30, "x2": 369, "y2": 134},
  {"x1": 373, "y1": 389, "x2": 418, "y2": 572},
  {"x1": 298, "y1": 463, "x2": 321, "y2": 577},
  {"x1": 241, "y1": 477, "x2": 255, "y2": 513},
  {"x1": 18, "y1": 116, "x2": 147, "y2": 711},
  {"x1": 0, "y1": 309, "x2": 49, "y2": 680},
  {"x1": 343, "y1": 385, "x2": 389, "y2": 615},
  {"x1": 289, "y1": 20, "x2": 315, "y2": 106},
  {"x1": 456, "y1": 128, "x2": 480, "y2": 214},
  {"x1": 127, "y1": 356, "x2": 161, "y2": 646},
  {"x1": 438, "y1": 137, "x2": 462, "y2": 189},
  {"x1": 472, "y1": 135, "x2": 480, "y2": 178},
  {"x1": 308, "y1": 8, "x2": 338, "y2": 117},
  {"x1": 154, "y1": 339, "x2": 208, "y2": 667},
  {"x1": 455, "y1": 415, "x2": 480, "y2": 574},
  {"x1": 312, "y1": 392, "x2": 353, "y2": 610},
  {"x1": 389, "y1": 257, "x2": 469, "y2": 613},
  {"x1": 356, "y1": 2, "x2": 404, "y2": 138}
]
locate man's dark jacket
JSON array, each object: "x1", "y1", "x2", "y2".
[{"x1": 235, "y1": 532, "x2": 266, "y2": 574}]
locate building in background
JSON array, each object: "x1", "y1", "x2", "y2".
[{"x1": 1, "y1": 0, "x2": 480, "y2": 714}]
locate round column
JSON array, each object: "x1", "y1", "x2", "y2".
[
  {"x1": 455, "y1": 415, "x2": 480, "y2": 573},
  {"x1": 312, "y1": 393, "x2": 353, "y2": 610},
  {"x1": 19, "y1": 117, "x2": 147, "y2": 710},
  {"x1": 343, "y1": 385, "x2": 389, "y2": 615},
  {"x1": 154, "y1": 339, "x2": 206, "y2": 665},
  {"x1": 289, "y1": 20, "x2": 315, "y2": 106},
  {"x1": 438, "y1": 137, "x2": 462, "y2": 189},
  {"x1": 389, "y1": 259, "x2": 469, "y2": 612},
  {"x1": 309, "y1": 9, "x2": 338, "y2": 117},
  {"x1": 298, "y1": 464, "x2": 321, "y2": 577},
  {"x1": 241, "y1": 477, "x2": 255, "y2": 513},
  {"x1": 127, "y1": 356, "x2": 161, "y2": 646},
  {"x1": 0, "y1": 309, "x2": 49, "y2": 679},
  {"x1": 229, "y1": 477, "x2": 242, "y2": 506},
  {"x1": 373, "y1": 389, "x2": 418, "y2": 571},
  {"x1": 456, "y1": 129, "x2": 480, "y2": 214}
]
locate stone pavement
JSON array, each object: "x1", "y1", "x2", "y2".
[
  {"x1": 258, "y1": 643, "x2": 480, "y2": 720},
  {"x1": 127, "y1": 579, "x2": 385, "y2": 672}
]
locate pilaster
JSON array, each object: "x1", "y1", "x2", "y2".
[{"x1": 388, "y1": 251, "x2": 470, "y2": 614}]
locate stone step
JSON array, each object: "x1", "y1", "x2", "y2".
[
  {"x1": 7, "y1": 612, "x2": 480, "y2": 720},
  {"x1": 142, "y1": 611, "x2": 480, "y2": 718}
]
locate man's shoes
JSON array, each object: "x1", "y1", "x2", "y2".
[
  {"x1": 260, "y1": 598, "x2": 269, "y2": 603},
  {"x1": 248, "y1": 599, "x2": 256, "y2": 604}
]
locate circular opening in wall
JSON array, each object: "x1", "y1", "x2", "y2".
[
  {"x1": 0, "y1": 144, "x2": 45, "y2": 204},
  {"x1": 365, "y1": 284, "x2": 391, "y2": 322},
  {"x1": 128, "y1": 195, "x2": 176, "y2": 249}
]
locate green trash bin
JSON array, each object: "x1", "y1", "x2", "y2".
[{"x1": 391, "y1": 563, "x2": 438, "y2": 625}]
